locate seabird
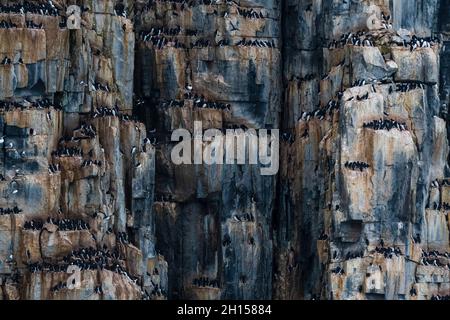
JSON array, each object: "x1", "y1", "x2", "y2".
[{"x1": 333, "y1": 251, "x2": 338, "y2": 259}]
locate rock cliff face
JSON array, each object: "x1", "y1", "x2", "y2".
[
  {"x1": 0, "y1": 0, "x2": 449, "y2": 300},
  {"x1": 276, "y1": 0, "x2": 450, "y2": 301},
  {"x1": 0, "y1": 0, "x2": 162, "y2": 300}
]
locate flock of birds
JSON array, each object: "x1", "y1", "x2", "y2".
[
  {"x1": 184, "y1": 90, "x2": 231, "y2": 111},
  {"x1": 192, "y1": 277, "x2": 220, "y2": 288},
  {"x1": 344, "y1": 251, "x2": 365, "y2": 260},
  {"x1": 91, "y1": 106, "x2": 122, "y2": 118},
  {"x1": 420, "y1": 250, "x2": 450, "y2": 268},
  {"x1": 28, "y1": 247, "x2": 139, "y2": 287},
  {"x1": 373, "y1": 246, "x2": 403, "y2": 259},
  {"x1": 430, "y1": 179, "x2": 450, "y2": 188},
  {"x1": 330, "y1": 241, "x2": 450, "y2": 289},
  {"x1": 331, "y1": 239, "x2": 405, "y2": 261},
  {"x1": 159, "y1": 98, "x2": 231, "y2": 111},
  {"x1": 23, "y1": 218, "x2": 90, "y2": 232},
  {"x1": 328, "y1": 31, "x2": 376, "y2": 49},
  {"x1": 0, "y1": 206, "x2": 22, "y2": 216},
  {"x1": 48, "y1": 163, "x2": 61, "y2": 174},
  {"x1": 79, "y1": 123, "x2": 97, "y2": 139},
  {"x1": 327, "y1": 11, "x2": 439, "y2": 53},
  {"x1": 0, "y1": 99, "x2": 62, "y2": 111},
  {"x1": 141, "y1": 33, "x2": 276, "y2": 50},
  {"x1": 50, "y1": 116, "x2": 132, "y2": 176},
  {"x1": 140, "y1": 26, "x2": 182, "y2": 39},
  {"x1": 426, "y1": 201, "x2": 450, "y2": 211},
  {"x1": 236, "y1": 38, "x2": 276, "y2": 48},
  {"x1": 237, "y1": 8, "x2": 265, "y2": 19},
  {"x1": 141, "y1": 0, "x2": 263, "y2": 13},
  {"x1": 298, "y1": 99, "x2": 340, "y2": 123},
  {"x1": 0, "y1": 19, "x2": 54, "y2": 29},
  {"x1": 0, "y1": 0, "x2": 448, "y2": 301},
  {"x1": 81, "y1": 81, "x2": 113, "y2": 93},
  {"x1": 137, "y1": 2, "x2": 273, "y2": 49},
  {"x1": 287, "y1": 98, "x2": 340, "y2": 140},
  {"x1": 0, "y1": 0, "x2": 253, "y2": 301},
  {"x1": 137, "y1": 0, "x2": 274, "y2": 51},
  {"x1": 331, "y1": 245, "x2": 403, "y2": 277},
  {"x1": 427, "y1": 180, "x2": 450, "y2": 212},
  {"x1": 349, "y1": 79, "x2": 429, "y2": 94},
  {"x1": 52, "y1": 146, "x2": 83, "y2": 158},
  {"x1": 392, "y1": 82, "x2": 427, "y2": 93},
  {"x1": 0, "y1": 1, "x2": 59, "y2": 16},
  {"x1": 0, "y1": 20, "x2": 18, "y2": 29},
  {"x1": 47, "y1": 100, "x2": 151, "y2": 181},
  {"x1": 141, "y1": 33, "x2": 186, "y2": 49},
  {"x1": 81, "y1": 159, "x2": 103, "y2": 169},
  {"x1": 430, "y1": 295, "x2": 450, "y2": 300},
  {"x1": 1, "y1": 56, "x2": 13, "y2": 65},
  {"x1": 233, "y1": 213, "x2": 255, "y2": 222},
  {"x1": 396, "y1": 35, "x2": 441, "y2": 52},
  {"x1": 117, "y1": 232, "x2": 130, "y2": 245},
  {"x1": 344, "y1": 161, "x2": 370, "y2": 172},
  {"x1": 289, "y1": 73, "x2": 315, "y2": 83},
  {"x1": 363, "y1": 119, "x2": 408, "y2": 132},
  {"x1": 91, "y1": 106, "x2": 139, "y2": 123},
  {"x1": 28, "y1": 262, "x2": 69, "y2": 274},
  {"x1": 331, "y1": 266, "x2": 345, "y2": 275}
]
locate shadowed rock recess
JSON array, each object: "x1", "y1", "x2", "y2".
[{"x1": 0, "y1": 0, "x2": 449, "y2": 301}]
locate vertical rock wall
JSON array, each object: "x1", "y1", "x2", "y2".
[
  {"x1": 276, "y1": 0, "x2": 450, "y2": 300},
  {"x1": 133, "y1": 0, "x2": 280, "y2": 300},
  {"x1": 0, "y1": 0, "x2": 164, "y2": 300},
  {"x1": 0, "y1": 0, "x2": 449, "y2": 300}
]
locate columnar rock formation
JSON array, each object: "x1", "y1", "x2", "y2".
[
  {"x1": 0, "y1": 0, "x2": 164, "y2": 300},
  {"x1": 133, "y1": 0, "x2": 280, "y2": 300},
  {"x1": 277, "y1": 0, "x2": 449, "y2": 300},
  {"x1": 0, "y1": 0, "x2": 449, "y2": 300}
]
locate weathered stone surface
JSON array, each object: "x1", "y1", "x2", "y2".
[
  {"x1": 0, "y1": 0, "x2": 449, "y2": 301},
  {"x1": 392, "y1": 47, "x2": 440, "y2": 83},
  {"x1": 0, "y1": 0, "x2": 162, "y2": 301},
  {"x1": 275, "y1": 0, "x2": 450, "y2": 301},
  {"x1": 349, "y1": 46, "x2": 398, "y2": 81}
]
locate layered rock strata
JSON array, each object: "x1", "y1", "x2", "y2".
[{"x1": 0, "y1": 0, "x2": 449, "y2": 301}]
